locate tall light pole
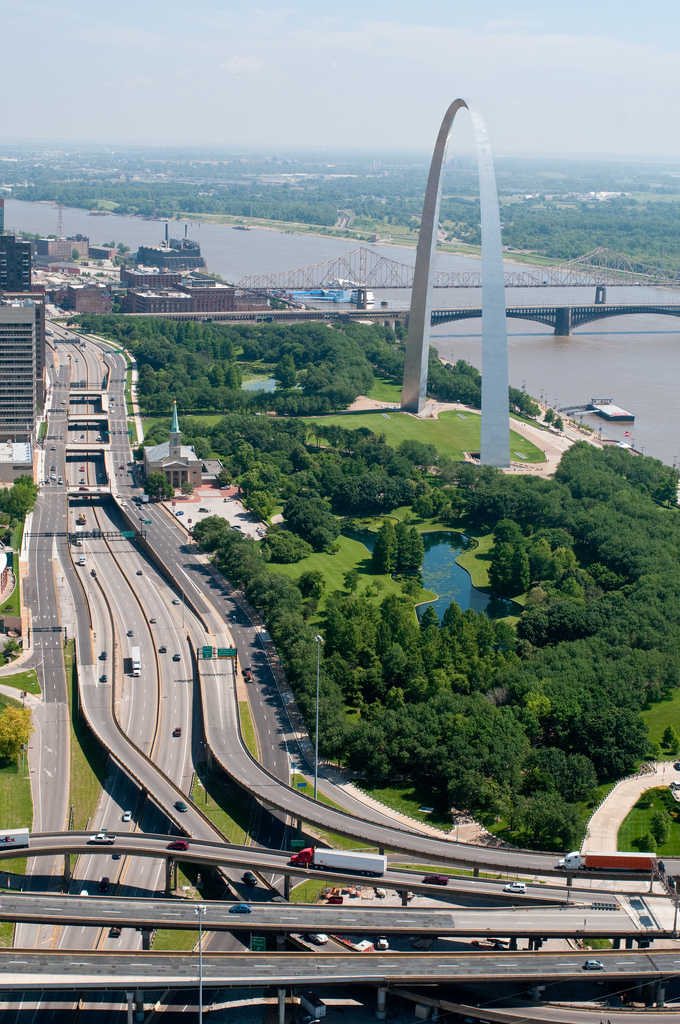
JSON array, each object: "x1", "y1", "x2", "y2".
[
  {"x1": 195, "y1": 903, "x2": 207, "y2": 1024},
  {"x1": 313, "y1": 635, "x2": 323, "y2": 800}
]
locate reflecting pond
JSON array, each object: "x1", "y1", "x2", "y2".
[
  {"x1": 344, "y1": 526, "x2": 510, "y2": 620},
  {"x1": 242, "y1": 377, "x2": 277, "y2": 392}
]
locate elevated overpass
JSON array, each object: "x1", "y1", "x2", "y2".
[
  {"x1": 0, "y1": 949, "x2": 675, "y2": 992},
  {"x1": 0, "y1": 890, "x2": 670, "y2": 942}
]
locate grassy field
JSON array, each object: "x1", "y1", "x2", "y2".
[
  {"x1": 357, "y1": 781, "x2": 453, "y2": 831},
  {"x1": 0, "y1": 692, "x2": 32, "y2": 877},
  {"x1": 618, "y1": 787, "x2": 680, "y2": 856},
  {"x1": 238, "y1": 701, "x2": 259, "y2": 760},
  {"x1": 66, "y1": 640, "x2": 108, "y2": 830},
  {"x1": 191, "y1": 763, "x2": 251, "y2": 844},
  {"x1": 643, "y1": 692, "x2": 680, "y2": 746},
  {"x1": 304, "y1": 410, "x2": 545, "y2": 463},
  {"x1": 267, "y1": 533, "x2": 435, "y2": 608},
  {"x1": 0, "y1": 669, "x2": 40, "y2": 696},
  {"x1": 153, "y1": 927, "x2": 198, "y2": 951},
  {"x1": 456, "y1": 532, "x2": 494, "y2": 589},
  {"x1": 0, "y1": 554, "x2": 21, "y2": 618},
  {"x1": 366, "y1": 375, "x2": 402, "y2": 404}
]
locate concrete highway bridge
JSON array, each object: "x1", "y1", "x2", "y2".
[{"x1": 431, "y1": 302, "x2": 680, "y2": 335}]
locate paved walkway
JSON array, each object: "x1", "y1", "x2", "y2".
[{"x1": 584, "y1": 761, "x2": 677, "y2": 851}]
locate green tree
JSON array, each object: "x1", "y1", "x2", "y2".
[
  {"x1": 372, "y1": 520, "x2": 397, "y2": 574},
  {"x1": 71, "y1": 248, "x2": 80, "y2": 260},
  {"x1": 180, "y1": 481, "x2": 194, "y2": 495},
  {"x1": 544, "y1": 407, "x2": 555, "y2": 424},
  {"x1": 143, "y1": 472, "x2": 174, "y2": 500},
  {"x1": 510, "y1": 544, "x2": 530, "y2": 593},
  {"x1": 0, "y1": 706, "x2": 33, "y2": 762},
  {"x1": 2, "y1": 639, "x2": 21, "y2": 661},
  {"x1": 275, "y1": 353, "x2": 298, "y2": 389},
  {"x1": 343, "y1": 569, "x2": 360, "y2": 593},
  {"x1": 650, "y1": 809, "x2": 672, "y2": 847},
  {"x1": 216, "y1": 468, "x2": 233, "y2": 488},
  {"x1": 299, "y1": 570, "x2": 325, "y2": 599},
  {"x1": 662, "y1": 725, "x2": 678, "y2": 750},
  {"x1": 554, "y1": 416, "x2": 564, "y2": 431},
  {"x1": 638, "y1": 831, "x2": 657, "y2": 852}
]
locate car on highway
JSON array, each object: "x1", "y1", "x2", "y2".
[
  {"x1": 168, "y1": 839, "x2": 190, "y2": 851},
  {"x1": 136, "y1": 570, "x2": 142, "y2": 576},
  {"x1": 174, "y1": 800, "x2": 188, "y2": 812},
  {"x1": 422, "y1": 873, "x2": 449, "y2": 886},
  {"x1": 126, "y1": 630, "x2": 134, "y2": 637},
  {"x1": 80, "y1": 466, "x2": 85, "y2": 471},
  {"x1": 582, "y1": 959, "x2": 604, "y2": 971},
  {"x1": 241, "y1": 871, "x2": 258, "y2": 887},
  {"x1": 228, "y1": 903, "x2": 251, "y2": 914},
  {"x1": 375, "y1": 935, "x2": 390, "y2": 950},
  {"x1": 172, "y1": 653, "x2": 181, "y2": 662},
  {"x1": 175, "y1": 510, "x2": 184, "y2": 516},
  {"x1": 172, "y1": 727, "x2": 182, "y2": 737},
  {"x1": 159, "y1": 645, "x2": 167, "y2": 653},
  {"x1": 89, "y1": 833, "x2": 116, "y2": 845},
  {"x1": 98, "y1": 877, "x2": 110, "y2": 893},
  {"x1": 51, "y1": 445, "x2": 56, "y2": 450},
  {"x1": 100, "y1": 651, "x2": 107, "y2": 660},
  {"x1": 122, "y1": 811, "x2": 132, "y2": 822},
  {"x1": 503, "y1": 881, "x2": 526, "y2": 894},
  {"x1": 99, "y1": 674, "x2": 108, "y2": 683},
  {"x1": 306, "y1": 933, "x2": 328, "y2": 945},
  {"x1": 172, "y1": 598, "x2": 180, "y2": 605},
  {"x1": 119, "y1": 465, "x2": 125, "y2": 470},
  {"x1": 78, "y1": 486, "x2": 88, "y2": 491},
  {"x1": 109, "y1": 927, "x2": 121, "y2": 938},
  {"x1": 149, "y1": 617, "x2": 157, "y2": 624}
]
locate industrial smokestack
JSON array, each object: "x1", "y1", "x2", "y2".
[
  {"x1": 165, "y1": 223, "x2": 169, "y2": 245},
  {"x1": 185, "y1": 223, "x2": 188, "y2": 239}
]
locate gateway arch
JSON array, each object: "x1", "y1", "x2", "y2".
[{"x1": 401, "y1": 99, "x2": 509, "y2": 468}]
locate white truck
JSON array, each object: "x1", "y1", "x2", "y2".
[
  {"x1": 289, "y1": 846, "x2": 387, "y2": 877},
  {"x1": 0, "y1": 828, "x2": 29, "y2": 849},
  {"x1": 131, "y1": 646, "x2": 141, "y2": 677}
]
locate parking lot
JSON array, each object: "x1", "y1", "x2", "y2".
[{"x1": 163, "y1": 486, "x2": 265, "y2": 539}]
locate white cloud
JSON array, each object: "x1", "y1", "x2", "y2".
[{"x1": 218, "y1": 55, "x2": 267, "y2": 75}]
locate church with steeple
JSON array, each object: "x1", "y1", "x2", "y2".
[{"x1": 143, "y1": 401, "x2": 203, "y2": 491}]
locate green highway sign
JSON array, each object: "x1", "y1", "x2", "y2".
[
  {"x1": 121, "y1": 531, "x2": 134, "y2": 538},
  {"x1": 290, "y1": 839, "x2": 305, "y2": 850},
  {"x1": 250, "y1": 936, "x2": 266, "y2": 952},
  {"x1": 217, "y1": 647, "x2": 237, "y2": 658},
  {"x1": 202, "y1": 646, "x2": 213, "y2": 659}
]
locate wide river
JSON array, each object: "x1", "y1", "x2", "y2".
[{"x1": 7, "y1": 198, "x2": 680, "y2": 465}]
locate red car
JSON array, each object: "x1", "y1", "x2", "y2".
[
  {"x1": 422, "y1": 873, "x2": 449, "y2": 886},
  {"x1": 326, "y1": 895, "x2": 343, "y2": 905},
  {"x1": 172, "y1": 727, "x2": 181, "y2": 737},
  {"x1": 168, "y1": 839, "x2": 189, "y2": 851}
]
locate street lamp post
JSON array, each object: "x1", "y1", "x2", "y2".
[
  {"x1": 313, "y1": 635, "x2": 323, "y2": 800},
  {"x1": 195, "y1": 904, "x2": 207, "y2": 1024}
]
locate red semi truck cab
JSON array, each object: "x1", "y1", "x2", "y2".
[{"x1": 290, "y1": 847, "x2": 315, "y2": 866}]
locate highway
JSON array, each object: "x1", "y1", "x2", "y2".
[
  {"x1": 0, "y1": 890, "x2": 671, "y2": 940},
  {"x1": 0, "y1": 949, "x2": 677, "y2": 990}
]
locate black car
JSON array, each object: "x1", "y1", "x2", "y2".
[
  {"x1": 242, "y1": 871, "x2": 258, "y2": 887},
  {"x1": 174, "y1": 800, "x2": 188, "y2": 812}
]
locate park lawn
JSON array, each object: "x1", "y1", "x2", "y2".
[
  {"x1": 143, "y1": 413, "x2": 227, "y2": 434},
  {"x1": 0, "y1": 692, "x2": 32, "y2": 877},
  {"x1": 643, "y1": 693, "x2": 680, "y2": 747},
  {"x1": 66, "y1": 640, "x2": 107, "y2": 831},
  {"x1": 0, "y1": 554, "x2": 20, "y2": 618},
  {"x1": 357, "y1": 781, "x2": 453, "y2": 832},
  {"x1": 153, "y1": 928, "x2": 198, "y2": 951},
  {"x1": 455, "y1": 532, "x2": 494, "y2": 590},
  {"x1": 238, "y1": 701, "x2": 259, "y2": 760},
  {"x1": 304, "y1": 410, "x2": 545, "y2": 463},
  {"x1": 267, "y1": 533, "x2": 435, "y2": 609},
  {"x1": 618, "y1": 787, "x2": 680, "y2": 856},
  {"x1": 366, "y1": 375, "x2": 402, "y2": 403},
  {"x1": 192, "y1": 762, "x2": 250, "y2": 845},
  {"x1": 0, "y1": 669, "x2": 40, "y2": 696}
]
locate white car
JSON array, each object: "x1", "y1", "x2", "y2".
[
  {"x1": 503, "y1": 881, "x2": 526, "y2": 894},
  {"x1": 122, "y1": 811, "x2": 132, "y2": 823}
]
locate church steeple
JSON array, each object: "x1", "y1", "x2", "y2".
[{"x1": 169, "y1": 401, "x2": 181, "y2": 456}]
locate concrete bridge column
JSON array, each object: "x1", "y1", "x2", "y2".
[
  {"x1": 126, "y1": 991, "x2": 133, "y2": 1024},
  {"x1": 508, "y1": 937, "x2": 517, "y2": 950},
  {"x1": 554, "y1": 307, "x2": 572, "y2": 336},
  {"x1": 612, "y1": 937, "x2": 621, "y2": 949},
  {"x1": 400, "y1": 890, "x2": 409, "y2": 907},
  {"x1": 595, "y1": 286, "x2": 607, "y2": 304},
  {"x1": 295, "y1": 817, "x2": 302, "y2": 832},
  {"x1": 134, "y1": 991, "x2": 144, "y2": 1022},
  {"x1": 165, "y1": 858, "x2": 174, "y2": 895},
  {"x1": 283, "y1": 875, "x2": 291, "y2": 901},
  {"x1": 63, "y1": 854, "x2": 71, "y2": 889},
  {"x1": 528, "y1": 985, "x2": 545, "y2": 1002},
  {"x1": 278, "y1": 988, "x2": 286, "y2": 1024},
  {"x1": 375, "y1": 986, "x2": 387, "y2": 1021},
  {"x1": 473, "y1": 866, "x2": 479, "y2": 877},
  {"x1": 277, "y1": 934, "x2": 286, "y2": 950},
  {"x1": 656, "y1": 982, "x2": 666, "y2": 1008},
  {"x1": 141, "y1": 929, "x2": 152, "y2": 951},
  {"x1": 626, "y1": 937, "x2": 634, "y2": 949}
]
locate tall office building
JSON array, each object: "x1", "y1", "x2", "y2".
[
  {"x1": 0, "y1": 300, "x2": 37, "y2": 443},
  {"x1": 0, "y1": 233, "x2": 32, "y2": 292}
]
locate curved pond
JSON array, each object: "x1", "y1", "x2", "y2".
[
  {"x1": 345, "y1": 526, "x2": 510, "y2": 620},
  {"x1": 242, "y1": 376, "x2": 277, "y2": 393}
]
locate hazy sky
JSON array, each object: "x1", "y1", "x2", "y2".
[{"x1": 5, "y1": 0, "x2": 680, "y2": 157}]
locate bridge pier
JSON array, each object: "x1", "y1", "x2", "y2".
[
  {"x1": 612, "y1": 937, "x2": 621, "y2": 949},
  {"x1": 375, "y1": 986, "x2": 387, "y2": 1021},
  {"x1": 63, "y1": 854, "x2": 71, "y2": 889},
  {"x1": 165, "y1": 858, "x2": 174, "y2": 896},
  {"x1": 134, "y1": 990, "x2": 144, "y2": 1022},
  {"x1": 400, "y1": 890, "x2": 409, "y2": 907},
  {"x1": 554, "y1": 307, "x2": 572, "y2": 336},
  {"x1": 126, "y1": 991, "x2": 133, "y2": 1024},
  {"x1": 283, "y1": 875, "x2": 291, "y2": 901},
  {"x1": 508, "y1": 937, "x2": 517, "y2": 950},
  {"x1": 141, "y1": 929, "x2": 152, "y2": 951},
  {"x1": 278, "y1": 988, "x2": 286, "y2": 1024},
  {"x1": 595, "y1": 285, "x2": 607, "y2": 304},
  {"x1": 656, "y1": 982, "x2": 666, "y2": 1008}
]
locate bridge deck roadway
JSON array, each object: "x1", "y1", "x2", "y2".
[
  {"x1": 0, "y1": 890, "x2": 670, "y2": 939},
  {"x1": 0, "y1": 950, "x2": 675, "y2": 990}
]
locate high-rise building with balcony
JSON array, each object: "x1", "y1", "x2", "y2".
[
  {"x1": 0, "y1": 300, "x2": 37, "y2": 442},
  {"x1": 0, "y1": 233, "x2": 32, "y2": 292}
]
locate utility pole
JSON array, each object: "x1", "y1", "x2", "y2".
[
  {"x1": 313, "y1": 635, "x2": 323, "y2": 800},
  {"x1": 195, "y1": 904, "x2": 206, "y2": 1024}
]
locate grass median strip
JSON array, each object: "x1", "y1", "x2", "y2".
[
  {"x1": 0, "y1": 691, "x2": 32, "y2": 881},
  {"x1": 66, "y1": 640, "x2": 107, "y2": 830},
  {"x1": 238, "y1": 701, "x2": 259, "y2": 759},
  {"x1": 192, "y1": 762, "x2": 250, "y2": 844}
]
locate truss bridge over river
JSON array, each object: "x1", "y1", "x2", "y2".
[{"x1": 239, "y1": 246, "x2": 680, "y2": 292}]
